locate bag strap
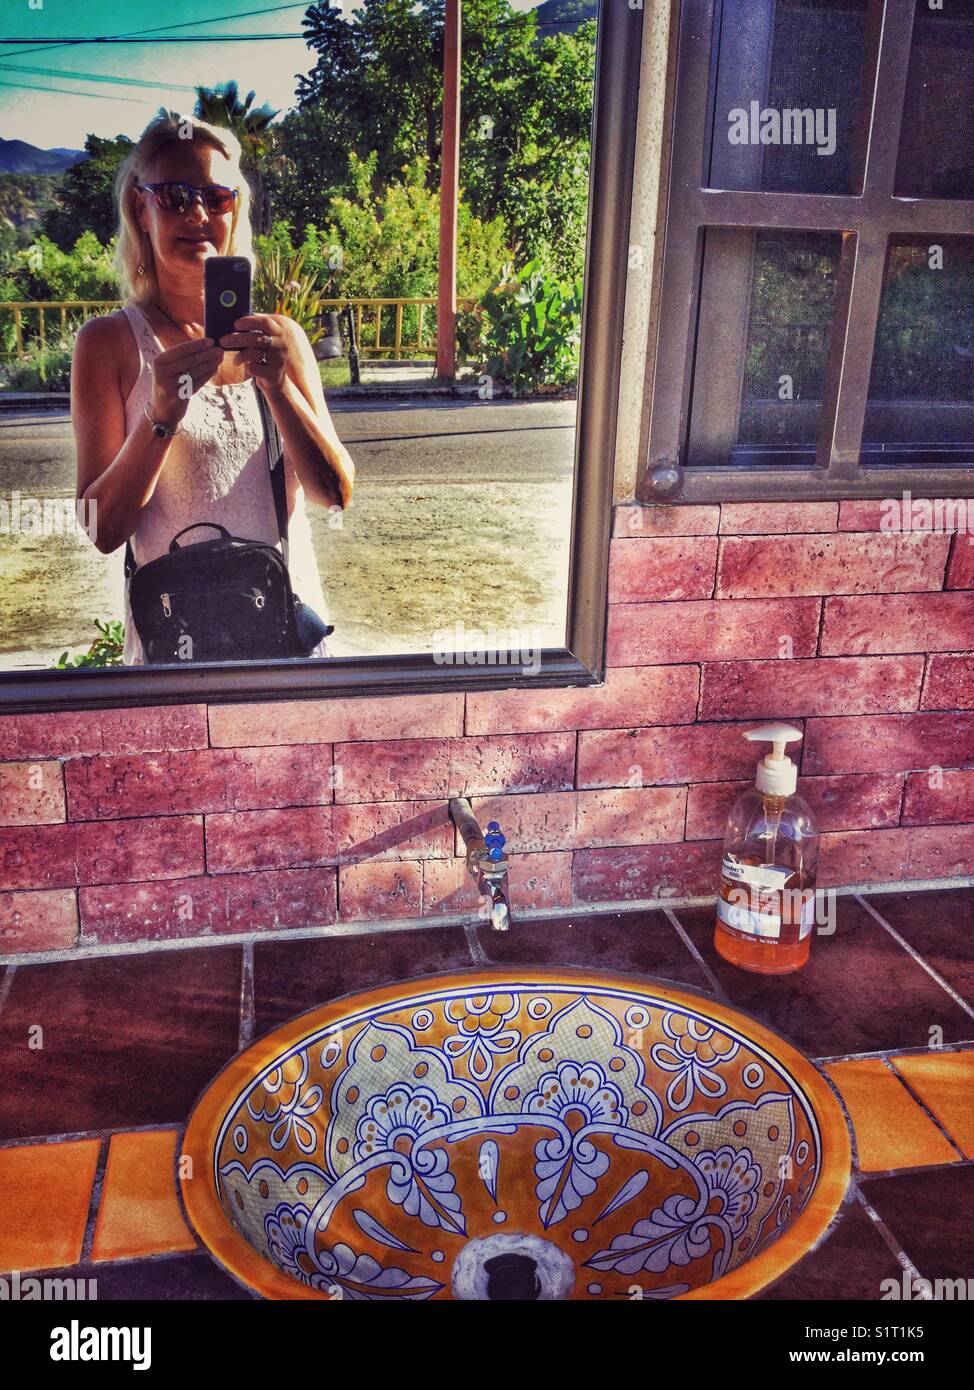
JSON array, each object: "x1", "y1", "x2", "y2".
[
  {"x1": 124, "y1": 384, "x2": 290, "y2": 583},
  {"x1": 254, "y1": 381, "x2": 289, "y2": 570}
]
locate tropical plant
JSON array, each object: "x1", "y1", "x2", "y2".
[
  {"x1": 252, "y1": 241, "x2": 326, "y2": 345},
  {"x1": 457, "y1": 258, "x2": 583, "y2": 393},
  {"x1": 55, "y1": 619, "x2": 125, "y2": 669},
  {"x1": 195, "y1": 83, "x2": 281, "y2": 234}
]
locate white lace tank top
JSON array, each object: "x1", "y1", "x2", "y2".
[{"x1": 120, "y1": 303, "x2": 328, "y2": 664}]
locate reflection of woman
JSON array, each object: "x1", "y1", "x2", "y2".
[{"x1": 72, "y1": 113, "x2": 354, "y2": 664}]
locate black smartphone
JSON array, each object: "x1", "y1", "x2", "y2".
[{"x1": 204, "y1": 256, "x2": 252, "y2": 345}]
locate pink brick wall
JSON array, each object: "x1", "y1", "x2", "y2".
[{"x1": 1, "y1": 500, "x2": 971, "y2": 954}]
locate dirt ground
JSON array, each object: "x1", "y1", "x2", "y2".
[{"x1": 0, "y1": 402, "x2": 575, "y2": 668}]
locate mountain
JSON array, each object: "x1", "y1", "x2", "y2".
[
  {"x1": 0, "y1": 138, "x2": 87, "y2": 175},
  {"x1": 535, "y1": 0, "x2": 599, "y2": 34}
]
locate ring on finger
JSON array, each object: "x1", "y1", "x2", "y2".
[
  {"x1": 259, "y1": 353, "x2": 269, "y2": 365},
  {"x1": 257, "y1": 333, "x2": 273, "y2": 348}
]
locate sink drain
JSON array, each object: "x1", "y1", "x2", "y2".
[{"x1": 451, "y1": 1233, "x2": 576, "y2": 1301}]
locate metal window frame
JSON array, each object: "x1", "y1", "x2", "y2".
[
  {"x1": 0, "y1": 2, "x2": 644, "y2": 716},
  {"x1": 638, "y1": 0, "x2": 974, "y2": 504}
]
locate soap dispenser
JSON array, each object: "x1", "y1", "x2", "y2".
[{"x1": 714, "y1": 722, "x2": 819, "y2": 974}]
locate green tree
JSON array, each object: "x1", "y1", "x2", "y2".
[{"x1": 40, "y1": 134, "x2": 133, "y2": 250}]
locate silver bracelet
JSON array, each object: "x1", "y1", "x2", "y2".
[{"x1": 144, "y1": 404, "x2": 180, "y2": 440}]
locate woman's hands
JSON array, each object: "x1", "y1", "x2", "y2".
[
  {"x1": 220, "y1": 314, "x2": 295, "y2": 393},
  {"x1": 148, "y1": 336, "x2": 224, "y2": 429}
]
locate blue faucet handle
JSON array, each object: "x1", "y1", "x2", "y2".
[
  {"x1": 488, "y1": 845, "x2": 506, "y2": 862},
  {"x1": 487, "y1": 821, "x2": 501, "y2": 832}
]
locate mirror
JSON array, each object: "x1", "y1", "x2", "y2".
[{"x1": 0, "y1": 1, "x2": 639, "y2": 708}]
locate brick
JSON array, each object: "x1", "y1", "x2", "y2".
[
  {"x1": 334, "y1": 733, "x2": 575, "y2": 804},
  {"x1": 572, "y1": 840, "x2": 720, "y2": 902},
  {"x1": 821, "y1": 593, "x2": 974, "y2": 656},
  {"x1": 469, "y1": 788, "x2": 686, "y2": 852},
  {"x1": 338, "y1": 861, "x2": 423, "y2": 921},
  {"x1": 921, "y1": 655, "x2": 974, "y2": 710},
  {"x1": 0, "y1": 817, "x2": 203, "y2": 891},
  {"x1": 208, "y1": 693, "x2": 464, "y2": 747},
  {"x1": 79, "y1": 868, "x2": 337, "y2": 943},
  {"x1": 719, "y1": 502, "x2": 838, "y2": 534},
  {"x1": 465, "y1": 665, "x2": 699, "y2": 734},
  {"x1": 0, "y1": 761, "x2": 65, "y2": 826},
  {"x1": 699, "y1": 656, "x2": 924, "y2": 720},
  {"x1": 685, "y1": 774, "x2": 903, "y2": 840},
  {"x1": 608, "y1": 537, "x2": 717, "y2": 603},
  {"x1": 946, "y1": 533, "x2": 974, "y2": 589},
  {"x1": 577, "y1": 721, "x2": 765, "y2": 788},
  {"x1": 65, "y1": 746, "x2": 333, "y2": 821},
  {"x1": 715, "y1": 533, "x2": 948, "y2": 599},
  {"x1": 0, "y1": 889, "x2": 78, "y2": 953},
  {"x1": 422, "y1": 851, "x2": 572, "y2": 916},
  {"x1": 606, "y1": 598, "x2": 820, "y2": 666},
  {"x1": 0, "y1": 706, "x2": 207, "y2": 760},
  {"x1": 205, "y1": 801, "x2": 451, "y2": 874},
  {"x1": 804, "y1": 713, "x2": 974, "y2": 774},
  {"x1": 839, "y1": 497, "x2": 974, "y2": 533},
  {"x1": 902, "y1": 770, "x2": 974, "y2": 826},
  {"x1": 613, "y1": 504, "x2": 719, "y2": 537},
  {"x1": 818, "y1": 824, "x2": 974, "y2": 886}
]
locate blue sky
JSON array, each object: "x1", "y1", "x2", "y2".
[{"x1": 0, "y1": 0, "x2": 541, "y2": 150}]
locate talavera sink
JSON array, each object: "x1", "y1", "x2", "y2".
[{"x1": 180, "y1": 970, "x2": 851, "y2": 1300}]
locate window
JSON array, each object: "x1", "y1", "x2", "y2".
[{"x1": 640, "y1": 0, "x2": 974, "y2": 502}]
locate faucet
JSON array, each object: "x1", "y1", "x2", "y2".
[{"x1": 448, "y1": 798, "x2": 512, "y2": 932}]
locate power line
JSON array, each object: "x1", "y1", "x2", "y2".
[
  {"x1": 0, "y1": 64, "x2": 199, "y2": 94},
  {"x1": 0, "y1": 4, "x2": 309, "y2": 65},
  {"x1": 0, "y1": 76, "x2": 152, "y2": 105}
]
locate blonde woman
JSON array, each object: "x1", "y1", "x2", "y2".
[{"x1": 72, "y1": 112, "x2": 353, "y2": 664}]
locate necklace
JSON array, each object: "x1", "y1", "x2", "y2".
[{"x1": 153, "y1": 301, "x2": 202, "y2": 341}]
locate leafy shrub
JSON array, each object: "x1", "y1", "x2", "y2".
[
  {"x1": 0, "y1": 329, "x2": 75, "y2": 391},
  {"x1": 55, "y1": 620, "x2": 124, "y2": 669},
  {"x1": 253, "y1": 241, "x2": 326, "y2": 345},
  {"x1": 457, "y1": 259, "x2": 583, "y2": 394}
]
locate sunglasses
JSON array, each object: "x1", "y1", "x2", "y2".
[{"x1": 138, "y1": 182, "x2": 238, "y2": 215}]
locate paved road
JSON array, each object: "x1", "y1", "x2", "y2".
[{"x1": 0, "y1": 398, "x2": 577, "y2": 665}]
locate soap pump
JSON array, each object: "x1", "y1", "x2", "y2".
[{"x1": 714, "y1": 722, "x2": 819, "y2": 974}]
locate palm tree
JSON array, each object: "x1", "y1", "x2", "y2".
[{"x1": 194, "y1": 82, "x2": 281, "y2": 234}]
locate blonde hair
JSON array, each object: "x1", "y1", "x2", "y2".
[{"x1": 114, "y1": 112, "x2": 253, "y2": 305}]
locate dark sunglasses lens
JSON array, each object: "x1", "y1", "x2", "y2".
[
  {"x1": 203, "y1": 187, "x2": 235, "y2": 213},
  {"x1": 163, "y1": 184, "x2": 194, "y2": 214}
]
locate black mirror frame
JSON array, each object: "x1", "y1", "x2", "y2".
[{"x1": 0, "y1": 2, "x2": 644, "y2": 714}]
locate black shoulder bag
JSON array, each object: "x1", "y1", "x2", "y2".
[{"x1": 126, "y1": 385, "x2": 333, "y2": 664}]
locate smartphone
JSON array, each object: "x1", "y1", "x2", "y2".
[{"x1": 204, "y1": 256, "x2": 252, "y2": 346}]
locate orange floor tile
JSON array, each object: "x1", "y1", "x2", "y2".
[
  {"x1": 826, "y1": 1058, "x2": 961, "y2": 1173},
  {"x1": 91, "y1": 1128, "x2": 196, "y2": 1263},
  {"x1": 890, "y1": 1050, "x2": 974, "y2": 1159},
  {"x1": 0, "y1": 1138, "x2": 100, "y2": 1273}
]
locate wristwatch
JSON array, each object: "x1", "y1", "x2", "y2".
[{"x1": 144, "y1": 404, "x2": 179, "y2": 439}]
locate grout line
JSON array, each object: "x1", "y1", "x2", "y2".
[
  {"x1": 79, "y1": 1134, "x2": 110, "y2": 1266},
  {"x1": 881, "y1": 1055, "x2": 966, "y2": 1160},
  {"x1": 857, "y1": 1155, "x2": 974, "y2": 1183},
  {"x1": 853, "y1": 1183, "x2": 929, "y2": 1289},
  {"x1": 0, "y1": 1122, "x2": 183, "y2": 1151},
  {"x1": 815, "y1": 1038, "x2": 974, "y2": 1065},
  {"x1": 663, "y1": 907, "x2": 727, "y2": 999},
  {"x1": 0, "y1": 964, "x2": 17, "y2": 1018},
  {"x1": 463, "y1": 923, "x2": 489, "y2": 965},
  {"x1": 854, "y1": 892, "x2": 974, "y2": 1021},
  {"x1": 1, "y1": 879, "x2": 971, "y2": 969},
  {"x1": 238, "y1": 941, "x2": 255, "y2": 1052}
]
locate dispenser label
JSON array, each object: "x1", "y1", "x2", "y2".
[
  {"x1": 717, "y1": 888, "x2": 815, "y2": 940},
  {"x1": 721, "y1": 855, "x2": 792, "y2": 891}
]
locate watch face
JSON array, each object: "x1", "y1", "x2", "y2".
[{"x1": 152, "y1": 423, "x2": 168, "y2": 439}]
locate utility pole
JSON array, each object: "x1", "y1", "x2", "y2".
[{"x1": 436, "y1": 0, "x2": 461, "y2": 381}]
